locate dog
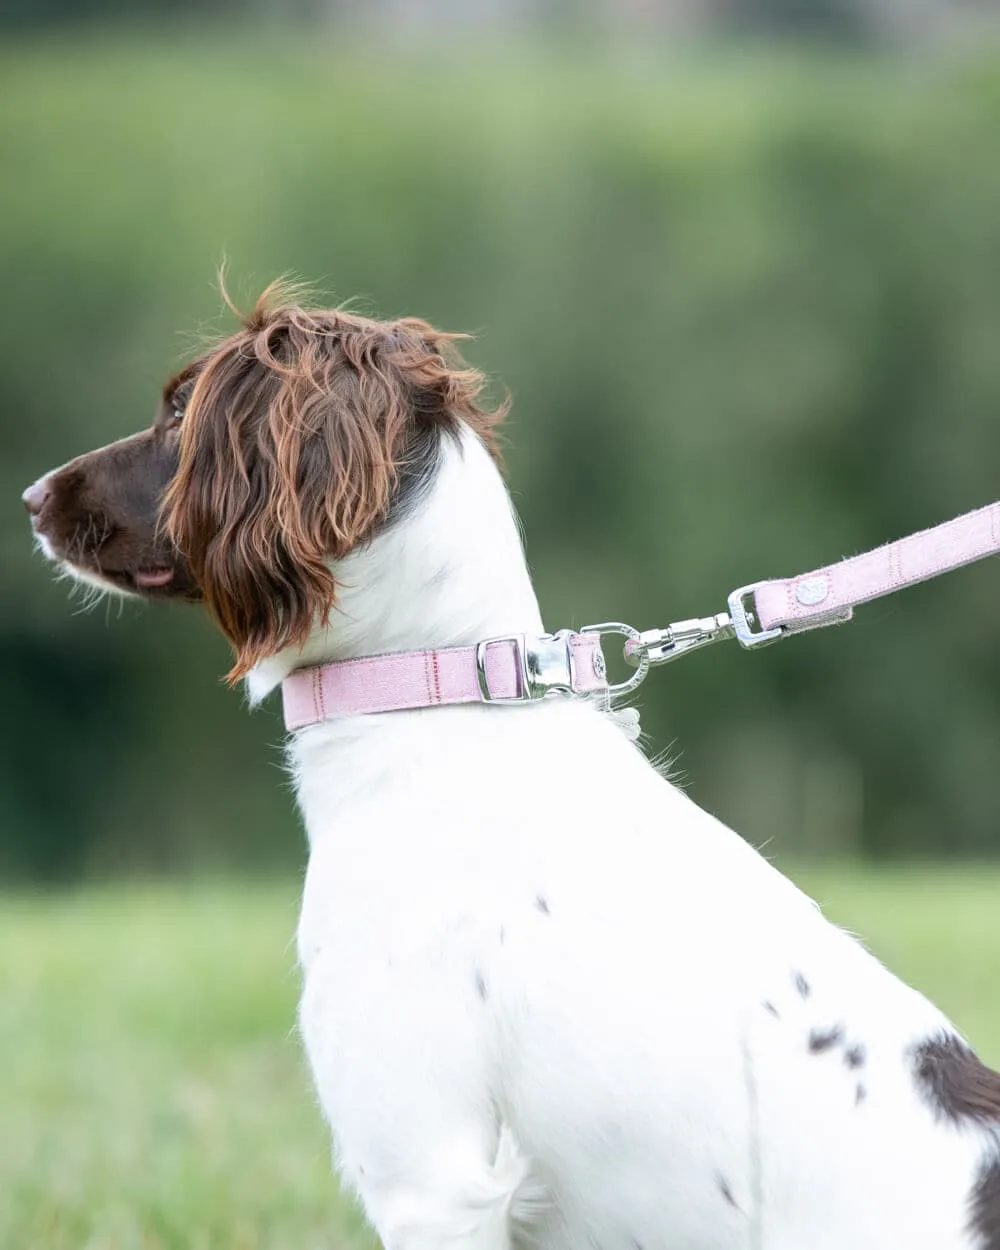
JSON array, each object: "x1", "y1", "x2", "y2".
[{"x1": 23, "y1": 282, "x2": 1000, "y2": 1249}]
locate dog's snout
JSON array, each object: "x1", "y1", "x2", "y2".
[{"x1": 22, "y1": 477, "x2": 51, "y2": 519}]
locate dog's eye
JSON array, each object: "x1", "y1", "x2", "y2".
[{"x1": 168, "y1": 381, "x2": 194, "y2": 426}]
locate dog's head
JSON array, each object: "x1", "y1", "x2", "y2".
[{"x1": 24, "y1": 282, "x2": 504, "y2": 680}]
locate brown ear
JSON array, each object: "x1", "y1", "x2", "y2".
[{"x1": 162, "y1": 292, "x2": 504, "y2": 682}]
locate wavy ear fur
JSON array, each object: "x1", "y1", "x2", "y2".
[{"x1": 163, "y1": 283, "x2": 506, "y2": 682}]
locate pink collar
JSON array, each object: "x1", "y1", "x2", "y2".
[{"x1": 282, "y1": 631, "x2": 608, "y2": 731}]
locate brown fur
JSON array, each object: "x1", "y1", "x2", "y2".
[
  {"x1": 25, "y1": 281, "x2": 506, "y2": 682},
  {"x1": 913, "y1": 1033, "x2": 1000, "y2": 1248},
  {"x1": 913, "y1": 1033, "x2": 1000, "y2": 1125},
  {"x1": 163, "y1": 281, "x2": 506, "y2": 681},
  {"x1": 972, "y1": 1158, "x2": 1000, "y2": 1250}
]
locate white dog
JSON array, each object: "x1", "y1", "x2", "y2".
[{"x1": 24, "y1": 285, "x2": 1000, "y2": 1250}]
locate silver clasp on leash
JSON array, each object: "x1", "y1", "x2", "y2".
[
  {"x1": 625, "y1": 612, "x2": 735, "y2": 666},
  {"x1": 584, "y1": 614, "x2": 736, "y2": 689},
  {"x1": 582, "y1": 585, "x2": 786, "y2": 696}
]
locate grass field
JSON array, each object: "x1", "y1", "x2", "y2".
[{"x1": 2, "y1": 866, "x2": 999, "y2": 1250}]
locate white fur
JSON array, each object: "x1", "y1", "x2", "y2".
[{"x1": 254, "y1": 430, "x2": 991, "y2": 1250}]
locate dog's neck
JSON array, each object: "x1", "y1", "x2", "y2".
[{"x1": 245, "y1": 428, "x2": 544, "y2": 704}]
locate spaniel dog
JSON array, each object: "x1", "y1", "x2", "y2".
[{"x1": 23, "y1": 283, "x2": 1000, "y2": 1250}]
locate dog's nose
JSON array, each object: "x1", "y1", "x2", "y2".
[{"x1": 22, "y1": 478, "x2": 51, "y2": 518}]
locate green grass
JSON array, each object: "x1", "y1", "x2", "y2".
[
  {"x1": 0, "y1": 883, "x2": 375, "y2": 1250},
  {"x1": 2, "y1": 867, "x2": 999, "y2": 1249}
]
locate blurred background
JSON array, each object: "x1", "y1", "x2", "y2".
[
  {"x1": 6, "y1": 5, "x2": 1000, "y2": 1248},
  {"x1": 6, "y1": 0, "x2": 1000, "y2": 881}
]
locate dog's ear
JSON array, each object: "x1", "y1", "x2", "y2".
[{"x1": 162, "y1": 297, "x2": 502, "y2": 682}]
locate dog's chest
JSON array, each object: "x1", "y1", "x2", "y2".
[{"x1": 291, "y1": 704, "x2": 984, "y2": 1250}]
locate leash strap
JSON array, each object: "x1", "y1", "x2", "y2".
[
  {"x1": 735, "y1": 500, "x2": 1000, "y2": 642},
  {"x1": 740, "y1": 497, "x2": 1000, "y2": 640},
  {"x1": 623, "y1": 499, "x2": 1000, "y2": 675}
]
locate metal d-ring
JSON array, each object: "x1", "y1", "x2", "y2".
[{"x1": 579, "y1": 622, "x2": 650, "y2": 695}]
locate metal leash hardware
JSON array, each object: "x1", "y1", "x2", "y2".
[{"x1": 581, "y1": 585, "x2": 785, "y2": 695}]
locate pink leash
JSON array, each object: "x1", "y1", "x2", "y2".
[
  {"x1": 738, "y1": 500, "x2": 1000, "y2": 640},
  {"x1": 282, "y1": 500, "x2": 1000, "y2": 731}
]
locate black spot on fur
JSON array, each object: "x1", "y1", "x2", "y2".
[
  {"x1": 793, "y1": 970, "x2": 811, "y2": 999},
  {"x1": 913, "y1": 1033, "x2": 1000, "y2": 1125},
  {"x1": 855, "y1": 1082, "x2": 866, "y2": 1105},
  {"x1": 844, "y1": 1044, "x2": 866, "y2": 1070},
  {"x1": 971, "y1": 1155, "x2": 1000, "y2": 1249},
  {"x1": 474, "y1": 971, "x2": 488, "y2": 1001},
  {"x1": 717, "y1": 1174, "x2": 739, "y2": 1210},
  {"x1": 499, "y1": 926, "x2": 505, "y2": 945},
  {"x1": 763, "y1": 1000, "x2": 780, "y2": 1018},
  {"x1": 535, "y1": 895, "x2": 550, "y2": 915},
  {"x1": 808, "y1": 1025, "x2": 844, "y2": 1054}
]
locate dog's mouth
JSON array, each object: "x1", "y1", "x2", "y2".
[
  {"x1": 28, "y1": 511, "x2": 196, "y2": 601},
  {"x1": 132, "y1": 566, "x2": 176, "y2": 589},
  {"x1": 101, "y1": 564, "x2": 177, "y2": 594},
  {"x1": 40, "y1": 538, "x2": 198, "y2": 601},
  {"x1": 76, "y1": 561, "x2": 201, "y2": 600},
  {"x1": 49, "y1": 556, "x2": 163, "y2": 596}
]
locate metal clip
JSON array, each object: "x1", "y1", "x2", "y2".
[
  {"x1": 626, "y1": 613, "x2": 736, "y2": 666},
  {"x1": 565, "y1": 586, "x2": 791, "y2": 703}
]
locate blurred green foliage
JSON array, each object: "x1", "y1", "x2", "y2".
[{"x1": 4, "y1": 35, "x2": 1000, "y2": 878}]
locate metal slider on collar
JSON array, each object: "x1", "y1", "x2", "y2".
[{"x1": 475, "y1": 629, "x2": 580, "y2": 703}]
